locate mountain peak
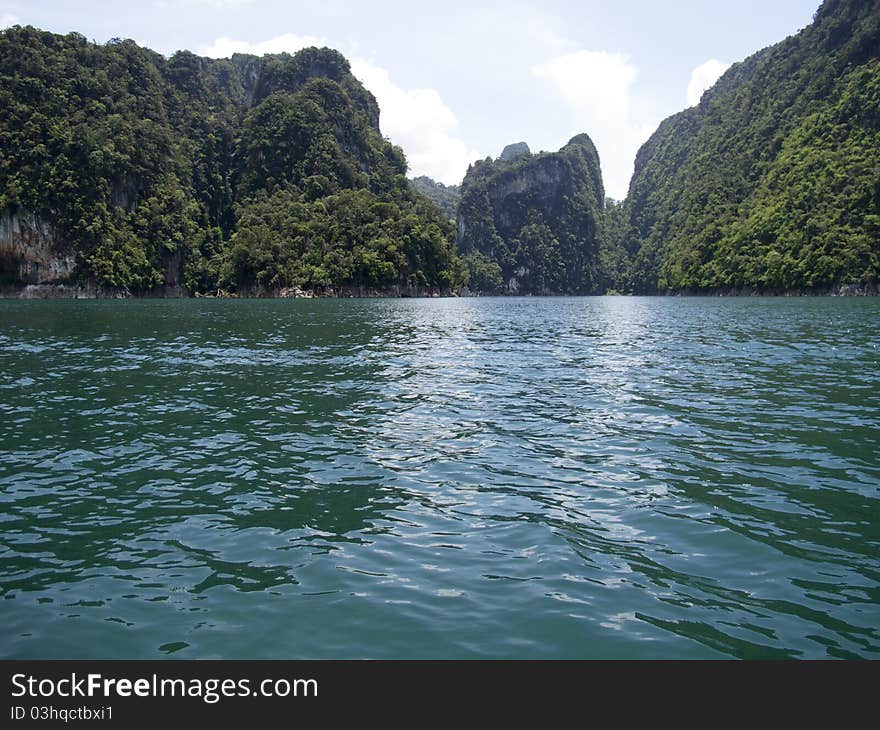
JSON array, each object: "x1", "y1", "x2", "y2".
[{"x1": 498, "y1": 142, "x2": 531, "y2": 162}]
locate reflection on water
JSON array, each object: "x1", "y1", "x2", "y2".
[{"x1": 0, "y1": 296, "x2": 878, "y2": 658}]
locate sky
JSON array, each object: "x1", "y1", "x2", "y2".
[{"x1": 0, "y1": 0, "x2": 821, "y2": 199}]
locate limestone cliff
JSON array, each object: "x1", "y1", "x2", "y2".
[
  {"x1": 498, "y1": 142, "x2": 530, "y2": 162},
  {"x1": 456, "y1": 135, "x2": 604, "y2": 294},
  {"x1": 0, "y1": 212, "x2": 74, "y2": 286},
  {"x1": 1, "y1": 29, "x2": 454, "y2": 297}
]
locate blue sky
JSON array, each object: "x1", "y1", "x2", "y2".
[{"x1": 1, "y1": 0, "x2": 820, "y2": 198}]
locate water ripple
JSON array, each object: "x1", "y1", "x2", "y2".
[{"x1": 0, "y1": 296, "x2": 878, "y2": 658}]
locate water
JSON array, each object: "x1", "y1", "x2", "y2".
[{"x1": 0, "y1": 296, "x2": 878, "y2": 659}]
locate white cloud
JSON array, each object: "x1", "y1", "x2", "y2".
[
  {"x1": 199, "y1": 33, "x2": 481, "y2": 185},
  {"x1": 686, "y1": 59, "x2": 731, "y2": 107},
  {"x1": 158, "y1": 0, "x2": 255, "y2": 8},
  {"x1": 198, "y1": 33, "x2": 326, "y2": 58},
  {"x1": 350, "y1": 59, "x2": 481, "y2": 185},
  {"x1": 533, "y1": 50, "x2": 637, "y2": 122},
  {"x1": 0, "y1": 13, "x2": 19, "y2": 28},
  {"x1": 532, "y1": 50, "x2": 655, "y2": 200}
]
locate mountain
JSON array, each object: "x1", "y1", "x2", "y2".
[
  {"x1": 456, "y1": 135, "x2": 605, "y2": 294},
  {"x1": 609, "y1": 0, "x2": 880, "y2": 294},
  {"x1": 5, "y1": 0, "x2": 876, "y2": 299},
  {"x1": 0, "y1": 28, "x2": 463, "y2": 295},
  {"x1": 410, "y1": 176, "x2": 460, "y2": 221}
]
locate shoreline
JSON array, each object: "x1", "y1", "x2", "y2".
[{"x1": 0, "y1": 282, "x2": 876, "y2": 300}]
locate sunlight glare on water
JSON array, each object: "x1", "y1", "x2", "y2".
[{"x1": 1, "y1": 296, "x2": 878, "y2": 658}]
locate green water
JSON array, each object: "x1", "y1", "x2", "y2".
[{"x1": 0, "y1": 296, "x2": 878, "y2": 658}]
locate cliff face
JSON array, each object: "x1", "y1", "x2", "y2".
[
  {"x1": 0, "y1": 28, "x2": 459, "y2": 296},
  {"x1": 498, "y1": 142, "x2": 530, "y2": 162},
  {"x1": 610, "y1": 0, "x2": 880, "y2": 294},
  {"x1": 456, "y1": 134, "x2": 605, "y2": 294},
  {"x1": 0, "y1": 212, "x2": 74, "y2": 286}
]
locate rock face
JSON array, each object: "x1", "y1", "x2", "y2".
[
  {"x1": 0, "y1": 212, "x2": 74, "y2": 286},
  {"x1": 498, "y1": 142, "x2": 530, "y2": 162},
  {"x1": 456, "y1": 135, "x2": 605, "y2": 294},
  {"x1": 0, "y1": 210, "x2": 188, "y2": 298}
]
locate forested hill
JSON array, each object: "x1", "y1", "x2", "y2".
[
  {"x1": 456, "y1": 135, "x2": 605, "y2": 294},
  {"x1": 410, "y1": 176, "x2": 460, "y2": 221},
  {"x1": 605, "y1": 0, "x2": 880, "y2": 294},
  {"x1": 3, "y1": 0, "x2": 877, "y2": 298},
  {"x1": 0, "y1": 27, "x2": 463, "y2": 295}
]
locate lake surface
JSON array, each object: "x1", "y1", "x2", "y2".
[{"x1": 1, "y1": 296, "x2": 878, "y2": 658}]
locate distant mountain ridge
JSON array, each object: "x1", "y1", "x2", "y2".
[{"x1": 410, "y1": 176, "x2": 460, "y2": 221}]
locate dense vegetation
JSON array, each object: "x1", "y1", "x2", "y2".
[
  {"x1": 0, "y1": 28, "x2": 462, "y2": 294},
  {"x1": 609, "y1": 0, "x2": 880, "y2": 293},
  {"x1": 456, "y1": 135, "x2": 605, "y2": 294},
  {"x1": 410, "y1": 176, "x2": 460, "y2": 221},
  {"x1": 2, "y1": 0, "x2": 877, "y2": 297}
]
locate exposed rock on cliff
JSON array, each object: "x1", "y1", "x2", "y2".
[
  {"x1": 456, "y1": 135, "x2": 605, "y2": 294},
  {"x1": 0, "y1": 212, "x2": 74, "y2": 286},
  {"x1": 498, "y1": 142, "x2": 530, "y2": 162}
]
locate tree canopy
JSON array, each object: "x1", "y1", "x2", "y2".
[
  {"x1": 0, "y1": 27, "x2": 463, "y2": 294},
  {"x1": 456, "y1": 135, "x2": 605, "y2": 294},
  {"x1": 607, "y1": 0, "x2": 880, "y2": 294}
]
